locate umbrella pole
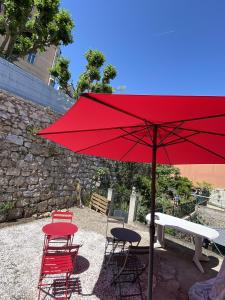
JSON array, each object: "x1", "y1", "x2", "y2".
[{"x1": 147, "y1": 125, "x2": 158, "y2": 300}]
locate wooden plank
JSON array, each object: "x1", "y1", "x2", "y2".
[
  {"x1": 89, "y1": 193, "x2": 109, "y2": 215},
  {"x1": 91, "y1": 197, "x2": 108, "y2": 206},
  {"x1": 92, "y1": 195, "x2": 109, "y2": 205},
  {"x1": 91, "y1": 199, "x2": 108, "y2": 210},
  {"x1": 93, "y1": 193, "x2": 109, "y2": 202}
]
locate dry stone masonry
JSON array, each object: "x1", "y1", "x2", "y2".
[{"x1": 0, "y1": 90, "x2": 107, "y2": 222}]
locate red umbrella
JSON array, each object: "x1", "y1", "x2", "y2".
[{"x1": 39, "y1": 93, "x2": 225, "y2": 300}]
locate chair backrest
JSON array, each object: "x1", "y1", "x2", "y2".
[
  {"x1": 51, "y1": 210, "x2": 74, "y2": 223},
  {"x1": 105, "y1": 215, "x2": 124, "y2": 236}
]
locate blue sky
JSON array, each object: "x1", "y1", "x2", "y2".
[{"x1": 61, "y1": 0, "x2": 225, "y2": 96}]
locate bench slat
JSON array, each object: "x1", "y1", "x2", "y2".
[{"x1": 89, "y1": 193, "x2": 109, "y2": 215}]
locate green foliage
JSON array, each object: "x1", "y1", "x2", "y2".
[
  {"x1": 0, "y1": 0, "x2": 74, "y2": 60},
  {"x1": 49, "y1": 49, "x2": 117, "y2": 99},
  {"x1": 0, "y1": 201, "x2": 14, "y2": 214},
  {"x1": 73, "y1": 49, "x2": 117, "y2": 99},
  {"x1": 49, "y1": 56, "x2": 72, "y2": 96},
  {"x1": 165, "y1": 227, "x2": 176, "y2": 236},
  {"x1": 95, "y1": 167, "x2": 109, "y2": 180},
  {"x1": 112, "y1": 163, "x2": 193, "y2": 222},
  {"x1": 196, "y1": 181, "x2": 213, "y2": 197},
  {"x1": 26, "y1": 124, "x2": 41, "y2": 135}
]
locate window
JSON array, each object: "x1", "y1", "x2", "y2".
[
  {"x1": 49, "y1": 78, "x2": 55, "y2": 88},
  {"x1": 27, "y1": 53, "x2": 36, "y2": 64}
]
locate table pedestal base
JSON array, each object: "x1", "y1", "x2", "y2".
[{"x1": 155, "y1": 225, "x2": 209, "y2": 273}]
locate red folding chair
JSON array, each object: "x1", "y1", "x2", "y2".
[
  {"x1": 38, "y1": 245, "x2": 80, "y2": 300},
  {"x1": 44, "y1": 211, "x2": 75, "y2": 248},
  {"x1": 51, "y1": 210, "x2": 74, "y2": 223}
]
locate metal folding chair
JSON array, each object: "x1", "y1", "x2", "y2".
[
  {"x1": 51, "y1": 210, "x2": 74, "y2": 223},
  {"x1": 38, "y1": 244, "x2": 80, "y2": 300},
  {"x1": 112, "y1": 245, "x2": 149, "y2": 299},
  {"x1": 104, "y1": 210, "x2": 125, "y2": 265},
  {"x1": 44, "y1": 211, "x2": 75, "y2": 249}
]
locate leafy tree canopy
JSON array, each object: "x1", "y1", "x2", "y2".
[
  {"x1": 74, "y1": 49, "x2": 117, "y2": 99},
  {"x1": 50, "y1": 49, "x2": 117, "y2": 99},
  {"x1": 0, "y1": 0, "x2": 74, "y2": 60},
  {"x1": 49, "y1": 56, "x2": 73, "y2": 95}
]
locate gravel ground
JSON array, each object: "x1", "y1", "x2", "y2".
[
  {"x1": 0, "y1": 207, "x2": 221, "y2": 300},
  {"x1": 0, "y1": 208, "x2": 149, "y2": 300}
]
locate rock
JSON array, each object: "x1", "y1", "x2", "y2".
[
  {"x1": 1, "y1": 158, "x2": 10, "y2": 167},
  {"x1": 26, "y1": 176, "x2": 39, "y2": 185},
  {"x1": 6, "y1": 134, "x2": 23, "y2": 145},
  {"x1": 6, "y1": 168, "x2": 21, "y2": 176},
  {"x1": 7, "y1": 208, "x2": 23, "y2": 221},
  {"x1": 24, "y1": 142, "x2": 31, "y2": 148},
  {"x1": 24, "y1": 207, "x2": 35, "y2": 218},
  {"x1": 24, "y1": 153, "x2": 33, "y2": 161},
  {"x1": 23, "y1": 190, "x2": 34, "y2": 197},
  {"x1": 48, "y1": 198, "x2": 56, "y2": 206},
  {"x1": 40, "y1": 192, "x2": 52, "y2": 201},
  {"x1": 0, "y1": 214, "x2": 7, "y2": 222},
  {"x1": 0, "y1": 177, "x2": 8, "y2": 185},
  {"x1": 41, "y1": 212, "x2": 51, "y2": 218},
  {"x1": 21, "y1": 171, "x2": 31, "y2": 177},
  {"x1": 16, "y1": 198, "x2": 29, "y2": 208},
  {"x1": 10, "y1": 152, "x2": 19, "y2": 161},
  {"x1": 37, "y1": 200, "x2": 48, "y2": 213},
  {"x1": 14, "y1": 177, "x2": 25, "y2": 186}
]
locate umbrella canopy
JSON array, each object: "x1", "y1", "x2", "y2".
[{"x1": 39, "y1": 93, "x2": 225, "y2": 300}]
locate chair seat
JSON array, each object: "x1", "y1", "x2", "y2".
[{"x1": 42, "y1": 254, "x2": 73, "y2": 275}]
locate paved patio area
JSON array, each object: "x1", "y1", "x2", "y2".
[{"x1": 0, "y1": 207, "x2": 223, "y2": 299}]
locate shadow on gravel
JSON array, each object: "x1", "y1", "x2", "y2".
[{"x1": 74, "y1": 255, "x2": 90, "y2": 274}]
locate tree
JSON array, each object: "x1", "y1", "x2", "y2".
[
  {"x1": 0, "y1": 0, "x2": 74, "y2": 61},
  {"x1": 50, "y1": 49, "x2": 117, "y2": 99},
  {"x1": 49, "y1": 56, "x2": 73, "y2": 96},
  {"x1": 74, "y1": 49, "x2": 117, "y2": 99}
]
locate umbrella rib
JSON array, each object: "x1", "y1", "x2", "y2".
[
  {"x1": 121, "y1": 127, "x2": 152, "y2": 147},
  {"x1": 37, "y1": 124, "x2": 144, "y2": 136},
  {"x1": 163, "y1": 124, "x2": 225, "y2": 137},
  {"x1": 161, "y1": 127, "x2": 225, "y2": 161},
  {"x1": 158, "y1": 122, "x2": 184, "y2": 146},
  {"x1": 75, "y1": 127, "x2": 150, "y2": 154},
  {"x1": 119, "y1": 133, "x2": 147, "y2": 160},
  {"x1": 159, "y1": 132, "x2": 199, "y2": 147},
  {"x1": 83, "y1": 93, "x2": 155, "y2": 125},
  {"x1": 161, "y1": 112, "x2": 225, "y2": 126},
  {"x1": 145, "y1": 121, "x2": 153, "y2": 143},
  {"x1": 157, "y1": 128, "x2": 172, "y2": 164}
]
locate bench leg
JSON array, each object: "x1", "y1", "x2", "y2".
[
  {"x1": 193, "y1": 235, "x2": 209, "y2": 273},
  {"x1": 155, "y1": 224, "x2": 165, "y2": 248}
]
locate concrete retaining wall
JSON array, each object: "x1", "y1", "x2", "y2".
[{"x1": 0, "y1": 57, "x2": 73, "y2": 114}]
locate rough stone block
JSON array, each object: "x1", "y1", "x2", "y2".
[
  {"x1": 7, "y1": 208, "x2": 23, "y2": 221},
  {"x1": 6, "y1": 168, "x2": 21, "y2": 176},
  {"x1": 6, "y1": 134, "x2": 23, "y2": 145}
]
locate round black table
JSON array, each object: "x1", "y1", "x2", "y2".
[{"x1": 111, "y1": 227, "x2": 141, "y2": 244}]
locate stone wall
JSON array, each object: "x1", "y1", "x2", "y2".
[
  {"x1": 0, "y1": 90, "x2": 107, "y2": 222},
  {"x1": 195, "y1": 205, "x2": 225, "y2": 228}
]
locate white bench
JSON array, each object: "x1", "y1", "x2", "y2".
[{"x1": 146, "y1": 212, "x2": 219, "y2": 273}]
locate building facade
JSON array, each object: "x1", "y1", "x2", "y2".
[
  {"x1": 178, "y1": 164, "x2": 225, "y2": 188},
  {"x1": 15, "y1": 47, "x2": 59, "y2": 85},
  {"x1": 0, "y1": 31, "x2": 58, "y2": 84}
]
